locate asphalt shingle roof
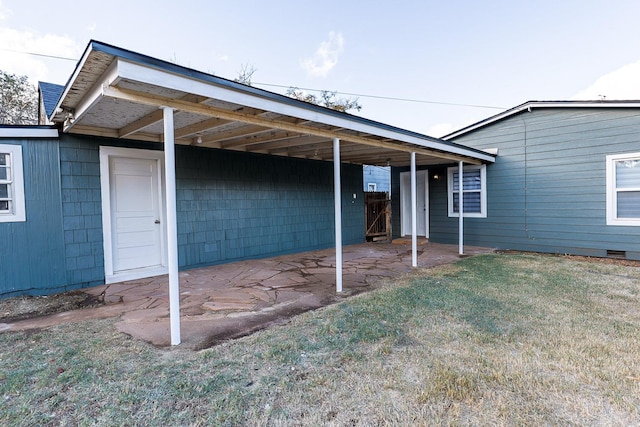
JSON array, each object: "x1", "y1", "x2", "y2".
[{"x1": 38, "y1": 82, "x2": 65, "y2": 118}]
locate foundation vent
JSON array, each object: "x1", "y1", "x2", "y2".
[{"x1": 606, "y1": 250, "x2": 627, "y2": 259}]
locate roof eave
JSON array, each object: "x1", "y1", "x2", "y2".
[
  {"x1": 52, "y1": 40, "x2": 495, "y2": 164},
  {"x1": 443, "y1": 100, "x2": 640, "y2": 140}
]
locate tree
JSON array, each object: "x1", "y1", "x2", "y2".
[
  {"x1": 0, "y1": 70, "x2": 38, "y2": 125},
  {"x1": 234, "y1": 63, "x2": 257, "y2": 86},
  {"x1": 285, "y1": 87, "x2": 361, "y2": 113},
  {"x1": 232, "y1": 65, "x2": 362, "y2": 113}
]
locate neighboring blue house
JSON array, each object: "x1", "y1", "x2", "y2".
[
  {"x1": 0, "y1": 40, "x2": 492, "y2": 297},
  {"x1": 363, "y1": 165, "x2": 390, "y2": 193},
  {"x1": 391, "y1": 101, "x2": 640, "y2": 260}
]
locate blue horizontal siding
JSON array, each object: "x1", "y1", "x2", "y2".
[
  {"x1": 427, "y1": 108, "x2": 640, "y2": 259},
  {"x1": 363, "y1": 165, "x2": 390, "y2": 192},
  {"x1": 0, "y1": 138, "x2": 68, "y2": 296}
]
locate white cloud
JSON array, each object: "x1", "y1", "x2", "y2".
[
  {"x1": 301, "y1": 31, "x2": 344, "y2": 78},
  {"x1": 0, "y1": 1, "x2": 11, "y2": 21},
  {"x1": 86, "y1": 22, "x2": 97, "y2": 32},
  {"x1": 0, "y1": 28, "x2": 81, "y2": 84},
  {"x1": 571, "y1": 60, "x2": 640, "y2": 100}
]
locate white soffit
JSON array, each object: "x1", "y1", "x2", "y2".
[{"x1": 114, "y1": 59, "x2": 495, "y2": 163}]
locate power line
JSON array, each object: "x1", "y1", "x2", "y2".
[
  {"x1": 254, "y1": 82, "x2": 505, "y2": 110},
  {"x1": 2, "y1": 47, "x2": 505, "y2": 110},
  {"x1": 0, "y1": 47, "x2": 77, "y2": 61}
]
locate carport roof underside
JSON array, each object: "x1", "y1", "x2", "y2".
[{"x1": 50, "y1": 40, "x2": 495, "y2": 167}]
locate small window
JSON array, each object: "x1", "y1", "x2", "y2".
[
  {"x1": 367, "y1": 183, "x2": 377, "y2": 192},
  {"x1": 447, "y1": 164, "x2": 487, "y2": 218},
  {"x1": 0, "y1": 145, "x2": 26, "y2": 222},
  {"x1": 606, "y1": 152, "x2": 640, "y2": 226}
]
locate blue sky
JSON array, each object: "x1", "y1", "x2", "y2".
[{"x1": 2, "y1": 0, "x2": 640, "y2": 136}]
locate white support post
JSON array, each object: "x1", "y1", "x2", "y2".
[
  {"x1": 411, "y1": 152, "x2": 417, "y2": 267},
  {"x1": 458, "y1": 160, "x2": 464, "y2": 256},
  {"x1": 333, "y1": 137, "x2": 343, "y2": 293},
  {"x1": 163, "y1": 107, "x2": 181, "y2": 345}
]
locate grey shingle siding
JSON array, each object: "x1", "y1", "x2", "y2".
[{"x1": 433, "y1": 107, "x2": 640, "y2": 259}]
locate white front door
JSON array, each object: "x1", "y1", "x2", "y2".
[
  {"x1": 400, "y1": 170, "x2": 428, "y2": 237},
  {"x1": 100, "y1": 147, "x2": 167, "y2": 283}
]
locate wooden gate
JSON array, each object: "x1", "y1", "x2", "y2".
[{"x1": 365, "y1": 192, "x2": 391, "y2": 241}]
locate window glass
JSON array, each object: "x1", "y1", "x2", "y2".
[
  {"x1": 0, "y1": 145, "x2": 25, "y2": 221},
  {"x1": 617, "y1": 191, "x2": 640, "y2": 218},
  {"x1": 463, "y1": 169, "x2": 481, "y2": 190},
  {"x1": 616, "y1": 160, "x2": 640, "y2": 188},
  {"x1": 452, "y1": 169, "x2": 482, "y2": 192},
  {"x1": 448, "y1": 165, "x2": 487, "y2": 218},
  {"x1": 453, "y1": 192, "x2": 482, "y2": 214},
  {"x1": 0, "y1": 151, "x2": 10, "y2": 208},
  {"x1": 0, "y1": 153, "x2": 7, "y2": 180},
  {"x1": 607, "y1": 153, "x2": 640, "y2": 225}
]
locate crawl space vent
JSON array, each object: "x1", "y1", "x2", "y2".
[{"x1": 606, "y1": 250, "x2": 627, "y2": 259}]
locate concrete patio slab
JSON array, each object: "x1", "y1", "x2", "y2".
[{"x1": 0, "y1": 242, "x2": 492, "y2": 349}]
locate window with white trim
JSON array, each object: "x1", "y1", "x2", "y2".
[
  {"x1": 367, "y1": 183, "x2": 377, "y2": 192},
  {"x1": 447, "y1": 164, "x2": 487, "y2": 218},
  {"x1": 0, "y1": 144, "x2": 26, "y2": 222},
  {"x1": 606, "y1": 152, "x2": 640, "y2": 226}
]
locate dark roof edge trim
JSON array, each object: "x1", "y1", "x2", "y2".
[{"x1": 443, "y1": 100, "x2": 640, "y2": 140}]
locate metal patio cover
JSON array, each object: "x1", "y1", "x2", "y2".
[{"x1": 50, "y1": 41, "x2": 495, "y2": 167}]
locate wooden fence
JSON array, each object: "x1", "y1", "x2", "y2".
[{"x1": 365, "y1": 192, "x2": 391, "y2": 241}]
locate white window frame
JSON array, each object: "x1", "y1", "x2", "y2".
[
  {"x1": 606, "y1": 152, "x2": 640, "y2": 226},
  {"x1": 447, "y1": 164, "x2": 487, "y2": 218},
  {"x1": 0, "y1": 144, "x2": 26, "y2": 223},
  {"x1": 367, "y1": 182, "x2": 377, "y2": 192}
]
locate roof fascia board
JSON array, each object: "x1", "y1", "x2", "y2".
[
  {"x1": 116, "y1": 59, "x2": 494, "y2": 163},
  {"x1": 444, "y1": 100, "x2": 640, "y2": 140},
  {"x1": 64, "y1": 60, "x2": 122, "y2": 133},
  {"x1": 0, "y1": 127, "x2": 59, "y2": 138},
  {"x1": 49, "y1": 41, "x2": 99, "y2": 123}
]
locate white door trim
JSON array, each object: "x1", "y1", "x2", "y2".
[
  {"x1": 99, "y1": 146, "x2": 168, "y2": 284},
  {"x1": 400, "y1": 169, "x2": 429, "y2": 237}
]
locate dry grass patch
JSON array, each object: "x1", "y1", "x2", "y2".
[{"x1": 1, "y1": 254, "x2": 639, "y2": 425}]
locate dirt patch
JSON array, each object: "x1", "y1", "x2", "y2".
[
  {"x1": 194, "y1": 289, "x2": 363, "y2": 350},
  {"x1": 0, "y1": 290, "x2": 105, "y2": 322}
]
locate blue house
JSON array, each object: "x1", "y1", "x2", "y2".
[
  {"x1": 391, "y1": 101, "x2": 640, "y2": 260},
  {"x1": 0, "y1": 40, "x2": 493, "y2": 306},
  {"x1": 363, "y1": 165, "x2": 390, "y2": 193}
]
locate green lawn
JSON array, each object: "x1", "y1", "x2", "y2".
[{"x1": 1, "y1": 254, "x2": 639, "y2": 426}]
